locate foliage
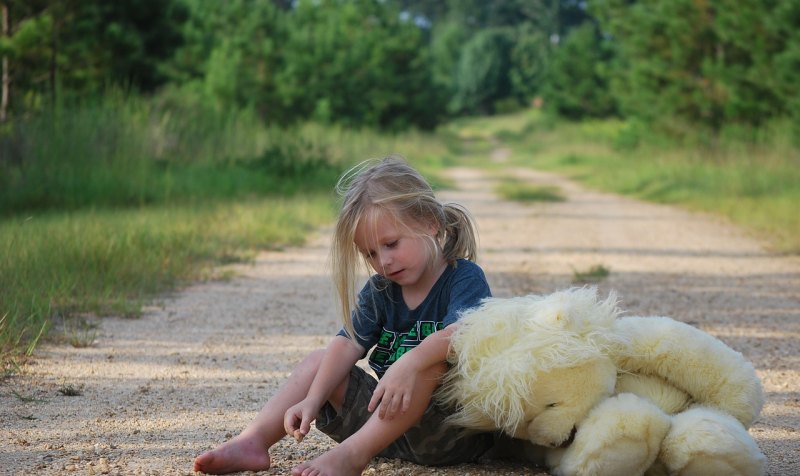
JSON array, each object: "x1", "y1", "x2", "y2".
[
  {"x1": 508, "y1": 23, "x2": 551, "y2": 104},
  {"x1": 276, "y1": 0, "x2": 441, "y2": 129},
  {"x1": 0, "y1": 94, "x2": 342, "y2": 214},
  {"x1": 590, "y1": 0, "x2": 800, "y2": 133},
  {"x1": 429, "y1": 19, "x2": 470, "y2": 102},
  {"x1": 542, "y1": 22, "x2": 616, "y2": 119},
  {"x1": 497, "y1": 181, "x2": 566, "y2": 202},
  {"x1": 450, "y1": 28, "x2": 514, "y2": 114},
  {"x1": 1, "y1": 0, "x2": 185, "y2": 115},
  {"x1": 167, "y1": 0, "x2": 288, "y2": 121},
  {"x1": 572, "y1": 264, "x2": 611, "y2": 284}
]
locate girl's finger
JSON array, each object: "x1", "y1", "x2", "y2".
[
  {"x1": 368, "y1": 387, "x2": 384, "y2": 412},
  {"x1": 284, "y1": 410, "x2": 299, "y2": 436},
  {"x1": 401, "y1": 392, "x2": 412, "y2": 413}
]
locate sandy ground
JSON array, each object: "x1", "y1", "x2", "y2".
[{"x1": 2, "y1": 166, "x2": 799, "y2": 476}]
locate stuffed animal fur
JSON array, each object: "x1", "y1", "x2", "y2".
[{"x1": 438, "y1": 287, "x2": 766, "y2": 476}]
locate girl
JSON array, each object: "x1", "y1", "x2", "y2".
[{"x1": 193, "y1": 156, "x2": 494, "y2": 476}]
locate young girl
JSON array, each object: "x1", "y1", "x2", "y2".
[{"x1": 193, "y1": 156, "x2": 495, "y2": 476}]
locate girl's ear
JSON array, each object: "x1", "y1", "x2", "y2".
[{"x1": 424, "y1": 218, "x2": 440, "y2": 237}]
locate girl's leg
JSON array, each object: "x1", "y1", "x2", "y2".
[
  {"x1": 292, "y1": 362, "x2": 447, "y2": 476},
  {"x1": 194, "y1": 349, "x2": 345, "y2": 475}
]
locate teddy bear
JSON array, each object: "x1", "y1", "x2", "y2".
[{"x1": 437, "y1": 287, "x2": 766, "y2": 476}]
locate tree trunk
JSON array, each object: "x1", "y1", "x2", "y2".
[
  {"x1": 50, "y1": 9, "x2": 57, "y2": 108},
  {"x1": 1, "y1": 2, "x2": 9, "y2": 123}
]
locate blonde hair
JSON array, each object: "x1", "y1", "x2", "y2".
[{"x1": 331, "y1": 155, "x2": 479, "y2": 337}]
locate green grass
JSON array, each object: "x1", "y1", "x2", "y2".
[
  {"x1": 497, "y1": 180, "x2": 566, "y2": 203},
  {"x1": 572, "y1": 264, "x2": 611, "y2": 284},
  {"x1": 0, "y1": 196, "x2": 336, "y2": 357}
]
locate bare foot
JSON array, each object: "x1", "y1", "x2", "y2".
[
  {"x1": 193, "y1": 435, "x2": 271, "y2": 475},
  {"x1": 291, "y1": 444, "x2": 368, "y2": 476}
]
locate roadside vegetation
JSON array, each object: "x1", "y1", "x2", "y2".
[
  {"x1": 0, "y1": 96, "x2": 452, "y2": 360},
  {"x1": 449, "y1": 110, "x2": 800, "y2": 255}
]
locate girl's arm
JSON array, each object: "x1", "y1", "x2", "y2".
[
  {"x1": 367, "y1": 324, "x2": 456, "y2": 419},
  {"x1": 284, "y1": 335, "x2": 363, "y2": 439}
]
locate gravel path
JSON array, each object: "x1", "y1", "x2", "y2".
[{"x1": 2, "y1": 166, "x2": 798, "y2": 475}]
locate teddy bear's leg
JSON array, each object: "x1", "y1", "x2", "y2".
[
  {"x1": 548, "y1": 393, "x2": 671, "y2": 476},
  {"x1": 658, "y1": 406, "x2": 766, "y2": 476}
]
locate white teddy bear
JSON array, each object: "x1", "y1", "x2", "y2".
[{"x1": 438, "y1": 287, "x2": 766, "y2": 476}]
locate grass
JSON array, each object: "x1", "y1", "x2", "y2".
[
  {"x1": 572, "y1": 264, "x2": 611, "y2": 284},
  {"x1": 0, "y1": 196, "x2": 337, "y2": 357},
  {"x1": 454, "y1": 110, "x2": 800, "y2": 254},
  {"x1": 497, "y1": 180, "x2": 566, "y2": 203}
]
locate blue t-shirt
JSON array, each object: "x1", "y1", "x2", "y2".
[{"x1": 338, "y1": 258, "x2": 491, "y2": 378}]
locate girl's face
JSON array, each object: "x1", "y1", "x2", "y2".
[{"x1": 354, "y1": 209, "x2": 439, "y2": 290}]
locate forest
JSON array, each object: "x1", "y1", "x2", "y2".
[
  {"x1": 1, "y1": 0, "x2": 799, "y2": 354},
  {"x1": 2, "y1": 0, "x2": 798, "y2": 133}
]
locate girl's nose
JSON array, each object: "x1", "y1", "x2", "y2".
[{"x1": 379, "y1": 250, "x2": 392, "y2": 268}]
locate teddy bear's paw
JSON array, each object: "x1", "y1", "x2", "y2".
[
  {"x1": 659, "y1": 407, "x2": 766, "y2": 476},
  {"x1": 551, "y1": 393, "x2": 671, "y2": 476}
]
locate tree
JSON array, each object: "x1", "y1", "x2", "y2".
[
  {"x1": 277, "y1": 0, "x2": 441, "y2": 129},
  {"x1": 429, "y1": 19, "x2": 469, "y2": 104},
  {"x1": 168, "y1": 0, "x2": 287, "y2": 120},
  {"x1": 450, "y1": 28, "x2": 513, "y2": 114},
  {"x1": 542, "y1": 22, "x2": 616, "y2": 119},
  {"x1": 509, "y1": 23, "x2": 550, "y2": 104},
  {"x1": 1, "y1": 2, "x2": 8, "y2": 122},
  {"x1": 765, "y1": 0, "x2": 800, "y2": 128},
  {"x1": 591, "y1": 0, "x2": 794, "y2": 132},
  {"x1": 0, "y1": 0, "x2": 186, "y2": 117}
]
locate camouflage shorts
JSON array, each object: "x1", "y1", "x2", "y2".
[{"x1": 315, "y1": 365, "x2": 495, "y2": 466}]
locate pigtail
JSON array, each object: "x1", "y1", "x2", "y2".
[{"x1": 441, "y1": 202, "x2": 479, "y2": 264}]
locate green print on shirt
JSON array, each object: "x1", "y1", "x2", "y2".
[{"x1": 370, "y1": 321, "x2": 444, "y2": 368}]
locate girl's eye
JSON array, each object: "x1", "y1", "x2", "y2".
[{"x1": 385, "y1": 240, "x2": 398, "y2": 249}]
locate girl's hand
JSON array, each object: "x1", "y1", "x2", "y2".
[
  {"x1": 368, "y1": 354, "x2": 421, "y2": 420},
  {"x1": 284, "y1": 398, "x2": 320, "y2": 442}
]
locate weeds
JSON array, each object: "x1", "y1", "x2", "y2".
[
  {"x1": 9, "y1": 387, "x2": 46, "y2": 403},
  {"x1": 572, "y1": 264, "x2": 611, "y2": 284},
  {"x1": 497, "y1": 180, "x2": 566, "y2": 203},
  {"x1": 57, "y1": 383, "x2": 82, "y2": 396},
  {"x1": 2, "y1": 358, "x2": 22, "y2": 380},
  {"x1": 63, "y1": 318, "x2": 99, "y2": 348}
]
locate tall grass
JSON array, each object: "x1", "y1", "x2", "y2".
[
  {"x1": 0, "y1": 95, "x2": 345, "y2": 213},
  {"x1": 0, "y1": 197, "x2": 336, "y2": 355}
]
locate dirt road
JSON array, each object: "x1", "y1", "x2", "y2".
[{"x1": 3, "y1": 166, "x2": 799, "y2": 475}]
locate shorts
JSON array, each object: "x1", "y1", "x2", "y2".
[{"x1": 315, "y1": 365, "x2": 495, "y2": 466}]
